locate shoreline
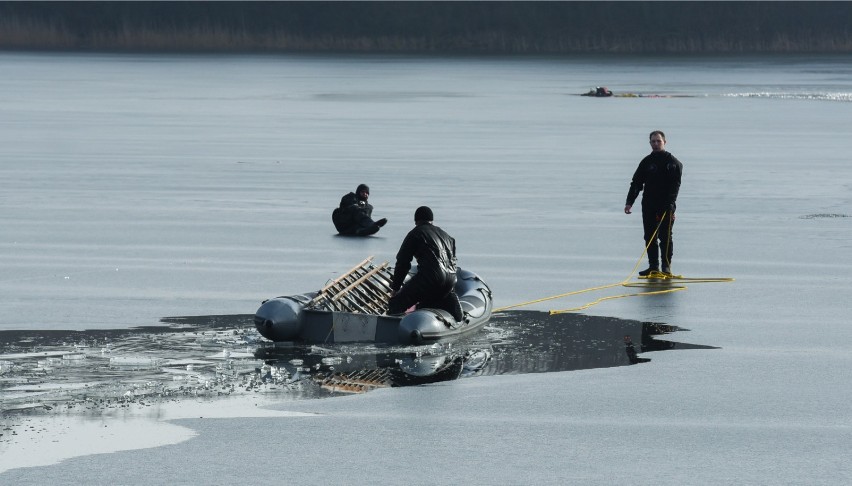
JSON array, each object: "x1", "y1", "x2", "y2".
[{"x1": 2, "y1": 2, "x2": 851, "y2": 55}]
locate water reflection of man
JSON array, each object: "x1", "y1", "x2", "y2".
[
  {"x1": 332, "y1": 183, "x2": 387, "y2": 236},
  {"x1": 387, "y1": 206, "x2": 463, "y2": 321},
  {"x1": 624, "y1": 130, "x2": 683, "y2": 276},
  {"x1": 624, "y1": 335, "x2": 650, "y2": 364}
]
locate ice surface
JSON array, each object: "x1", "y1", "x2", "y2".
[{"x1": 1, "y1": 53, "x2": 851, "y2": 483}]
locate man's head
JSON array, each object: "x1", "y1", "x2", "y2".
[
  {"x1": 649, "y1": 131, "x2": 666, "y2": 152},
  {"x1": 356, "y1": 184, "x2": 370, "y2": 201},
  {"x1": 414, "y1": 206, "x2": 433, "y2": 224}
]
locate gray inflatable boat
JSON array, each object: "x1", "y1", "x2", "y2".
[{"x1": 254, "y1": 258, "x2": 492, "y2": 345}]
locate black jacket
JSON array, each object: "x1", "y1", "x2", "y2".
[
  {"x1": 391, "y1": 223, "x2": 457, "y2": 291},
  {"x1": 625, "y1": 151, "x2": 683, "y2": 210},
  {"x1": 338, "y1": 192, "x2": 366, "y2": 210},
  {"x1": 332, "y1": 192, "x2": 373, "y2": 234}
]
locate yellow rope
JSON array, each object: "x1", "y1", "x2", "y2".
[
  {"x1": 493, "y1": 211, "x2": 734, "y2": 314},
  {"x1": 493, "y1": 281, "x2": 623, "y2": 312},
  {"x1": 628, "y1": 273, "x2": 735, "y2": 285},
  {"x1": 549, "y1": 286, "x2": 687, "y2": 314}
]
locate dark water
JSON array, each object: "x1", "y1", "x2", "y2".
[{"x1": 0, "y1": 311, "x2": 714, "y2": 415}]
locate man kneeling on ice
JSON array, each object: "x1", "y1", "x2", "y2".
[{"x1": 387, "y1": 206, "x2": 463, "y2": 321}]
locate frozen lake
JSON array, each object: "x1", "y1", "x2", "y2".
[{"x1": 1, "y1": 52, "x2": 851, "y2": 483}]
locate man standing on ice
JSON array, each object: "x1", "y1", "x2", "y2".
[{"x1": 624, "y1": 130, "x2": 683, "y2": 276}]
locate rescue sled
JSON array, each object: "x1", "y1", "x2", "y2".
[{"x1": 254, "y1": 257, "x2": 493, "y2": 345}]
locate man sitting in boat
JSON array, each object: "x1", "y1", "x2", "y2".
[
  {"x1": 583, "y1": 86, "x2": 613, "y2": 97},
  {"x1": 332, "y1": 183, "x2": 387, "y2": 236},
  {"x1": 388, "y1": 206, "x2": 463, "y2": 321}
]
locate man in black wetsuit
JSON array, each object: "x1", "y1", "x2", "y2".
[
  {"x1": 387, "y1": 206, "x2": 463, "y2": 321},
  {"x1": 624, "y1": 130, "x2": 683, "y2": 276},
  {"x1": 332, "y1": 183, "x2": 387, "y2": 236}
]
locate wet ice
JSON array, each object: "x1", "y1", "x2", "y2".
[{"x1": 2, "y1": 52, "x2": 852, "y2": 483}]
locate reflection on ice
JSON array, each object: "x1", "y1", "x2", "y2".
[
  {"x1": 723, "y1": 92, "x2": 852, "y2": 102},
  {"x1": 800, "y1": 213, "x2": 850, "y2": 219},
  {"x1": 0, "y1": 311, "x2": 716, "y2": 418}
]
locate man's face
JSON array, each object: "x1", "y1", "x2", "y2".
[
  {"x1": 358, "y1": 189, "x2": 369, "y2": 201},
  {"x1": 649, "y1": 134, "x2": 666, "y2": 152}
]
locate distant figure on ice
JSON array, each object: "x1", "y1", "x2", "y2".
[
  {"x1": 332, "y1": 183, "x2": 387, "y2": 236},
  {"x1": 387, "y1": 206, "x2": 463, "y2": 321},
  {"x1": 582, "y1": 86, "x2": 613, "y2": 97},
  {"x1": 624, "y1": 130, "x2": 683, "y2": 276}
]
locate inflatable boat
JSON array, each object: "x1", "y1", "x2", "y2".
[{"x1": 254, "y1": 258, "x2": 493, "y2": 345}]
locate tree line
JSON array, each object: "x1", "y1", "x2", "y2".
[{"x1": 1, "y1": 1, "x2": 851, "y2": 54}]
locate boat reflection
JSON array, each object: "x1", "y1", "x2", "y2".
[{"x1": 255, "y1": 344, "x2": 474, "y2": 393}]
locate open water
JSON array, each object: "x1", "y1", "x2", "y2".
[{"x1": 1, "y1": 52, "x2": 851, "y2": 484}]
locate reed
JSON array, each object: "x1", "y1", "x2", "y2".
[{"x1": 1, "y1": 2, "x2": 851, "y2": 54}]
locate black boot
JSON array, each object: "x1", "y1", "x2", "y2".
[
  {"x1": 638, "y1": 266, "x2": 659, "y2": 277},
  {"x1": 355, "y1": 223, "x2": 381, "y2": 236}
]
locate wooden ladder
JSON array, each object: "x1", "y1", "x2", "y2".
[{"x1": 307, "y1": 256, "x2": 395, "y2": 314}]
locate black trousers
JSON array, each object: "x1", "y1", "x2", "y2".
[
  {"x1": 388, "y1": 272, "x2": 463, "y2": 321},
  {"x1": 333, "y1": 206, "x2": 377, "y2": 236},
  {"x1": 641, "y1": 208, "x2": 674, "y2": 268}
]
